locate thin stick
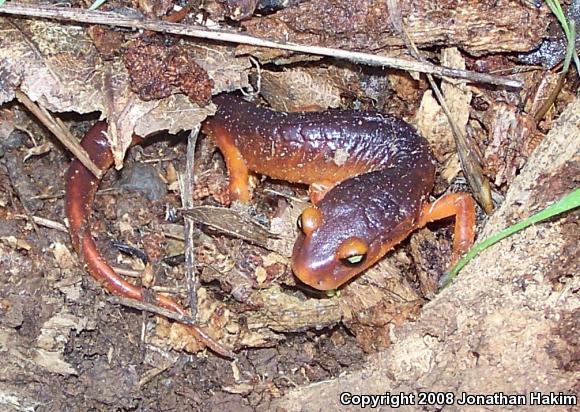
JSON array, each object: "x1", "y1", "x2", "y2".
[
  {"x1": 425, "y1": 71, "x2": 494, "y2": 213},
  {"x1": 15, "y1": 90, "x2": 102, "y2": 178},
  {"x1": 108, "y1": 295, "x2": 236, "y2": 359},
  {"x1": 0, "y1": 3, "x2": 522, "y2": 88},
  {"x1": 179, "y1": 125, "x2": 201, "y2": 317},
  {"x1": 111, "y1": 266, "x2": 142, "y2": 278},
  {"x1": 32, "y1": 216, "x2": 68, "y2": 232},
  {"x1": 387, "y1": 0, "x2": 493, "y2": 213},
  {"x1": 108, "y1": 295, "x2": 198, "y2": 326}
]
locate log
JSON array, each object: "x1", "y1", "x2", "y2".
[{"x1": 242, "y1": 0, "x2": 548, "y2": 59}]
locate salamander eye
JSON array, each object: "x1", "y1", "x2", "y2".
[
  {"x1": 341, "y1": 253, "x2": 366, "y2": 267},
  {"x1": 297, "y1": 207, "x2": 322, "y2": 236},
  {"x1": 337, "y1": 237, "x2": 368, "y2": 267}
]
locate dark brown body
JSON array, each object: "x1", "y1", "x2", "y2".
[{"x1": 205, "y1": 94, "x2": 436, "y2": 186}]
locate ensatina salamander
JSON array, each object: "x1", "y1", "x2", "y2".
[
  {"x1": 65, "y1": 93, "x2": 475, "y2": 355},
  {"x1": 202, "y1": 94, "x2": 476, "y2": 290}
]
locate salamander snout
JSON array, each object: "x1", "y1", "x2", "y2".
[{"x1": 291, "y1": 206, "x2": 370, "y2": 291}]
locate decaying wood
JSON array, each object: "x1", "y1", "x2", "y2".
[
  {"x1": 242, "y1": 0, "x2": 548, "y2": 59},
  {"x1": 269, "y1": 98, "x2": 579, "y2": 411},
  {"x1": 182, "y1": 205, "x2": 279, "y2": 248}
]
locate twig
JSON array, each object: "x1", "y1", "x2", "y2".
[
  {"x1": 15, "y1": 90, "x2": 102, "y2": 178},
  {"x1": 111, "y1": 266, "x2": 142, "y2": 278},
  {"x1": 0, "y1": 2, "x2": 522, "y2": 88},
  {"x1": 29, "y1": 191, "x2": 65, "y2": 200},
  {"x1": 387, "y1": 0, "x2": 493, "y2": 213},
  {"x1": 139, "y1": 363, "x2": 175, "y2": 386},
  {"x1": 426, "y1": 67, "x2": 494, "y2": 213},
  {"x1": 108, "y1": 295, "x2": 199, "y2": 326},
  {"x1": 107, "y1": 294, "x2": 236, "y2": 359},
  {"x1": 179, "y1": 125, "x2": 201, "y2": 318},
  {"x1": 31, "y1": 216, "x2": 68, "y2": 232},
  {"x1": 263, "y1": 188, "x2": 308, "y2": 203}
]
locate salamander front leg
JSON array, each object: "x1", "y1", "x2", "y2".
[
  {"x1": 418, "y1": 193, "x2": 476, "y2": 264},
  {"x1": 212, "y1": 129, "x2": 251, "y2": 203}
]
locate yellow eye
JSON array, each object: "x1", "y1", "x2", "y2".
[
  {"x1": 337, "y1": 237, "x2": 368, "y2": 267},
  {"x1": 341, "y1": 253, "x2": 366, "y2": 267}
]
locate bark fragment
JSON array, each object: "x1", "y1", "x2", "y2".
[{"x1": 241, "y1": 0, "x2": 548, "y2": 61}]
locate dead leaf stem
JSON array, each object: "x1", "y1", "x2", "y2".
[
  {"x1": 387, "y1": 0, "x2": 493, "y2": 213},
  {"x1": 15, "y1": 90, "x2": 102, "y2": 178},
  {"x1": 179, "y1": 125, "x2": 201, "y2": 318}
]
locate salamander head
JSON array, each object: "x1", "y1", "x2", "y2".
[{"x1": 291, "y1": 204, "x2": 379, "y2": 290}]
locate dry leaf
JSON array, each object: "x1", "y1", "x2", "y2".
[
  {"x1": 33, "y1": 349, "x2": 77, "y2": 376},
  {"x1": 50, "y1": 242, "x2": 76, "y2": 270},
  {"x1": 415, "y1": 48, "x2": 472, "y2": 182},
  {"x1": 1, "y1": 236, "x2": 32, "y2": 251},
  {"x1": 0, "y1": 18, "x2": 250, "y2": 167},
  {"x1": 33, "y1": 311, "x2": 90, "y2": 375},
  {"x1": 416, "y1": 90, "x2": 456, "y2": 161},
  {"x1": 260, "y1": 68, "x2": 342, "y2": 112},
  {"x1": 23, "y1": 142, "x2": 51, "y2": 161}
]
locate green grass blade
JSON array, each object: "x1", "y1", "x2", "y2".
[
  {"x1": 562, "y1": 19, "x2": 576, "y2": 72},
  {"x1": 545, "y1": 0, "x2": 580, "y2": 76},
  {"x1": 88, "y1": 0, "x2": 108, "y2": 11},
  {"x1": 443, "y1": 188, "x2": 580, "y2": 287},
  {"x1": 568, "y1": 21, "x2": 580, "y2": 74}
]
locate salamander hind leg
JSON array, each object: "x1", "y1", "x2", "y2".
[
  {"x1": 418, "y1": 193, "x2": 476, "y2": 265},
  {"x1": 211, "y1": 127, "x2": 251, "y2": 203}
]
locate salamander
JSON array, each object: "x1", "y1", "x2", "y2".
[
  {"x1": 203, "y1": 94, "x2": 476, "y2": 290},
  {"x1": 65, "y1": 93, "x2": 475, "y2": 355}
]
